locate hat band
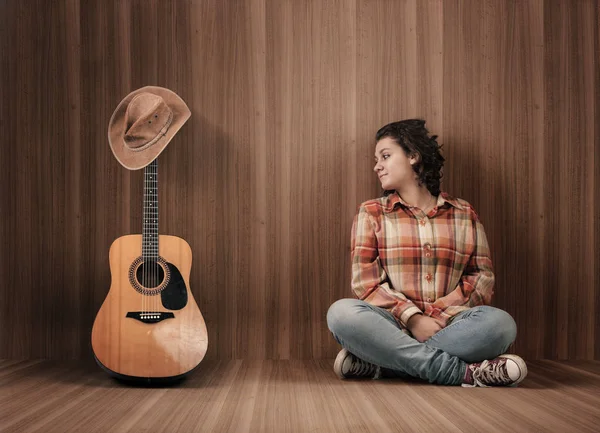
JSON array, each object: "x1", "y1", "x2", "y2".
[{"x1": 128, "y1": 111, "x2": 174, "y2": 152}]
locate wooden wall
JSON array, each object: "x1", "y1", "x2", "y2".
[{"x1": 0, "y1": 0, "x2": 598, "y2": 361}]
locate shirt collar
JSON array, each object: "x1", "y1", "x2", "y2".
[{"x1": 382, "y1": 190, "x2": 465, "y2": 213}]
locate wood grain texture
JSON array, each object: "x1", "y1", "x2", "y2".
[
  {"x1": 0, "y1": 359, "x2": 599, "y2": 433},
  {"x1": 0, "y1": 0, "x2": 598, "y2": 361}
]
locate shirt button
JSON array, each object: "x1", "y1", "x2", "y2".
[
  {"x1": 426, "y1": 297, "x2": 432, "y2": 302},
  {"x1": 419, "y1": 219, "x2": 426, "y2": 226},
  {"x1": 425, "y1": 274, "x2": 433, "y2": 282}
]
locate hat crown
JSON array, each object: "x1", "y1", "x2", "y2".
[
  {"x1": 108, "y1": 86, "x2": 190, "y2": 170},
  {"x1": 124, "y1": 93, "x2": 173, "y2": 150}
]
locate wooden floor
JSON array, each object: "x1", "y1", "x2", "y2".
[{"x1": 1, "y1": 359, "x2": 599, "y2": 433}]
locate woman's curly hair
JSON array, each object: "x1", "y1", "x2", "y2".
[{"x1": 375, "y1": 119, "x2": 445, "y2": 196}]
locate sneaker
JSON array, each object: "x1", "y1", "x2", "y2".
[
  {"x1": 333, "y1": 348, "x2": 378, "y2": 379},
  {"x1": 462, "y1": 354, "x2": 527, "y2": 387}
]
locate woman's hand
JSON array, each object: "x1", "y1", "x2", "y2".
[{"x1": 406, "y1": 314, "x2": 442, "y2": 343}]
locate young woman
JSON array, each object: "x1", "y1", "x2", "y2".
[{"x1": 326, "y1": 119, "x2": 526, "y2": 387}]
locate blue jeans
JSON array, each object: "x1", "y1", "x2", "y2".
[{"x1": 326, "y1": 299, "x2": 517, "y2": 386}]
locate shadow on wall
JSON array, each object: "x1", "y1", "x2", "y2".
[
  {"x1": 442, "y1": 135, "x2": 530, "y2": 356},
  {"x1": 163, "y1": 113, "x2": 235, "y2": 360}
]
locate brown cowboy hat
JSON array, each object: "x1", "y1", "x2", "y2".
[{"x1": 108, "y1": 86, "x2": 191, "y2": 170}]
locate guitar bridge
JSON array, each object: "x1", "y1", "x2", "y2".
[{"x1": 126, "y1": 312, "x2": 175, "y2": 324}]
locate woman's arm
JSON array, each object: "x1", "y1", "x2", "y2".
[
  {"x1": 351, "y1": 205, "x2": 423, "y2": 328},
  {"x1": 424, "y1": 211, "x2": 495, "y2": 327}
]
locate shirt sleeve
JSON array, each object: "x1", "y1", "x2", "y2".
[
  {"x1": 351, "y1": 205, "x2": 423, "y2": 327},
  {"x1": 424, "y1": 211, "x2": 495, "y2": 327}
]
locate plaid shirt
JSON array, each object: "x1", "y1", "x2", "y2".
[{"x1": 350, "y1": 191, "x2": 494, "y2": 329}]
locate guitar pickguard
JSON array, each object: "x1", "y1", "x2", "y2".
[{"x1": 160, "y1": 262, "x2": 188, "y2": 310}]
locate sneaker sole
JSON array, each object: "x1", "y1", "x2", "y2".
[
  {"x1": 499, "y1": 354, "x2": 528, "y2": 385},
  {"x1": 333, "y1": 348, "x2": 350, "y2": 379}
]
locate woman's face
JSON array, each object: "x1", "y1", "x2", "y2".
[{"x1": 373, "y1": 137, "x2": 417, "y2": 191}]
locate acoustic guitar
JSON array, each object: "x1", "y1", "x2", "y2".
[{"x1": 91, "y1": 158, "x2": 208, "y2": 383}]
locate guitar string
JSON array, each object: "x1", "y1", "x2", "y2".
[
  {"x1": 151, "y1": 161, "x2": 154, "y2": 316},
  {"x1": 149, "y1": 162, "x2": 151, "y2": 316},
  {"x1": 152, "y1": 160, "x2": 160, "y2": 313},
  {"x1": 148, "y1": 162, "x2": 151, "y2": 316},
  {"x1": 150, "y1": 162, "x2": 152, "y2": 316},
  {"x1": 142, "y1": 165, "x2": 144, "y2": 317},
  {"x1": 150, "y1": 161, "x2": 158, "y2": 314},
  {"x1": 155, "y1": 160, "x2": 157, "y2": 316},
  {"x1": 150, "y1": 161, "x2": 154, "y2": 316},
  {"x1": 144, "y1": 161, "x2": 151, "y2": 317},
  {"x1": 157, "y1": 161, "x2": 160, "y2": 316},
  {"x1": 144, "y1": 163, "x2": 147, "y2": 317},
  {"x1": 152, "y1": 160, "x2": 155, "y2": 316}
]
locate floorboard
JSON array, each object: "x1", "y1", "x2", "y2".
[{"x1": 0, "y1": 359, "x2": 598, "y2": 433}]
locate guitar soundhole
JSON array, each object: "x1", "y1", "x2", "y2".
[
  {"x1": 128, "y1": 256, "x2": 171, "y2": 295},
  {"x1": 136, "y1": 261, "x2": 165, "y2": 288}
]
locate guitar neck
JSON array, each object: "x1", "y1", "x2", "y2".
[{"x1": 142, "y1": 159, "x2": 158, "y2": 260}]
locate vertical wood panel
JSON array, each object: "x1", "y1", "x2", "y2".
[
  {"x1": 187, "y1": 0, "x2": 221, "y2": 360},
  {"x1": 544, "y1": 0, "x2": 598, "y2": 360},
  {"x1": 266, "y1": 0, "x2": 357, "y2": 359},
  {"x1": 265, "y1": 0, "x2": 293, "y2": 359},
  {"x1": 595, "y1": 0, "x2": 600, "y2": 362},
  {"x1": 0, "y1": 0, "x2": 598, "y2": 361},
  {"x1": 443, "y1": 0, "x2": 547, "y2": 359},
  {"x1": 0, "y1": 0, "x2": 24, "y2": 357},
  {"x1": 63, "y1": 0, "x2": 83, "y2": 359}
]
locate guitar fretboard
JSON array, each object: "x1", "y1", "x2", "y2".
[{"x1": 142, "y1": 159, "x2": 158, "y2": 259}]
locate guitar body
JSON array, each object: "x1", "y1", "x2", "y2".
[{"x1": 91, "y1": 234, "x2": 208, "y2": 382}]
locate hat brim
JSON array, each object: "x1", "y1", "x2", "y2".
[{"x1": 108, "y1": 86, "x2": 191, "y2": 170}]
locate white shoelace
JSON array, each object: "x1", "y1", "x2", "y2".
[{"x1": 472, "y1": 359, "x2": 512, "y2": 387}]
